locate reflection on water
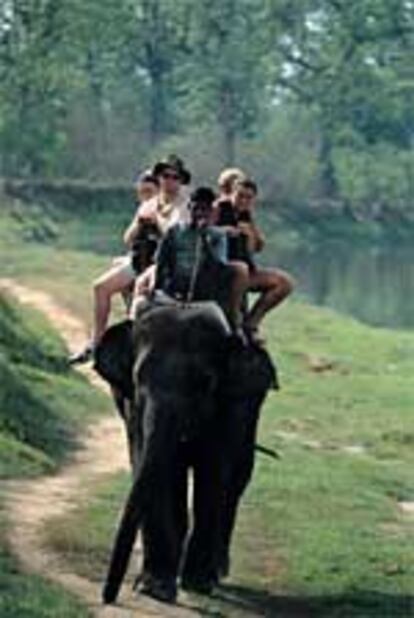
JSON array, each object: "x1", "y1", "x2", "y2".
[{"x1": 270, "y1": 243, "x2": 414, "y2": 330}]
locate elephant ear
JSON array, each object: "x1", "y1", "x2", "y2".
[
  {"x1": 94, "y1": 320, "x2": 134, "y2": 399},
  {"x1": 224, "y1": 338, "x2": 279, "y2": 398}
]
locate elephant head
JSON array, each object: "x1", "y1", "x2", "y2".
[{"x1": 94, "y1": 320, "x2": 134, "y2": 399}]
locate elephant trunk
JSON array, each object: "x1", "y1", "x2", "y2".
[
  {"x1": 102, "y1": 407, "x2": 167, "y2": 605},
  {"x1": 102, "y1": 465, "x2": 148, "y2": 604}
]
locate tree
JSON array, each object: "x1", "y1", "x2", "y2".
[
  {"x1": 0, "y1": 0, "x2": 70, "y2": 175},
  {"x1": 267, "y1": 0, "x2": 414, "y2": 195},
  {"x1": 178, "y1": 0, "x2": 272, "y2": 164}
]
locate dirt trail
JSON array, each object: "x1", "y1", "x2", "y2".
[{"x1": 0, "y1": 279, "x2": 200, "y2": 618}]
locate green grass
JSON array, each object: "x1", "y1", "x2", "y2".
[
  {"x1": 0, "y1": 293, "x2": 112, "y2": 477},
  {"x1": 45, "y1": 474, "x2": 127, "y2": 583},
  {"x1": 0, "y1": 515, "x2": 91, "y2": 618},
  {"x1": 0, "y1": 205, "x2": 114, "y2": 615},
  {"x1": 1, "y1": 193, "x2": 414, "y2": 616},
  {"x1": 43, "y1": 301, "x2": 414, "y2": 617},
  {"x1": 0, "y1": 293, "x2": 102, "y2": 615},
  {"x1": 0, "y1": 195, "x2": 130, "y2": 320}
]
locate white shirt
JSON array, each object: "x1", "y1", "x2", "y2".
[{"x1": 138, "y1": 189, "x2": 190, "y2": 235}]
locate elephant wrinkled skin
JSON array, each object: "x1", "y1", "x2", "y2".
[{"x1": 94, "y1": 297, "x2": 277, "y2": 604}]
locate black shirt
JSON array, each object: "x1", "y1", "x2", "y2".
[{"x1": 215, "y1": 199, "x2": 256, "y2": 270}]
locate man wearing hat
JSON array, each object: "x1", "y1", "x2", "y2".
[
  {"x1": 128, "y1": 154, "x2": 191, "y2": 238},
  {"x1": 70, "y1": 155, "x2": 192, "y2": 365}
]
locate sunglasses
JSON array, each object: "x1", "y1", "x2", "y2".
[{"x1": 162, "y1": 171, "x2": 180, "y2": 181}]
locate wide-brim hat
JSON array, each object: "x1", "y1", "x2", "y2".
[{"x1": 152, "y1": 154, "x2": 191, "y2": 185}]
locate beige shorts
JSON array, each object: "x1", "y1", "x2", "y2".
[{"x1": 111, "y1": 255, "x2": 135, "y2": 279}]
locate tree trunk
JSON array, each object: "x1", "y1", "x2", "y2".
[
  {"x1": 319, "y1": 132, "x2": 338, "y2": 198},
  {"x1": 223, "y1": 123, "x2": 236, "y2": 166},
  {"x1": 148, "y1": 67, "x2": 168, "y2": 145},
  {"x1": 219, "y1": 85, "x2": 237, "y2": 165}
]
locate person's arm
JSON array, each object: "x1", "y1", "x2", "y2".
[
  {"x1": 123, "y1": 210, "x2": 141, "y2": 248},
  {"x1": 123, "y1": 201, "x2": 157, "y2": 248},
  {"x1": 154, "y1": 228, "x2": 175, "y2": 290},
  {"x1": 213, "y1": 201, "x2": 241, "y2": 237},
  {"x1": 250, "y1": 220, "x2": 265, "y2": 252},
  {"x1": 238, "y1": 220, "x2": 265, "y2": 253},
  {"x1": 207, "y1": 228, "x2": 228, "y2": 263}
]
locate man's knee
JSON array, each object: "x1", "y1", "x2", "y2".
[
  {"x1": 277, "y1": 271, "x2": 295, "y2": 297},
  {"x1": 230, "y1": 261, "x2": 249, "y2": 283},
  {"x1": 93, "y1": 277, "x2": 111, "y2": 299}
]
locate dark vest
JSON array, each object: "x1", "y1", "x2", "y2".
[{"x1": 215, "y1": 199, "x2": 255, "y2": 270}]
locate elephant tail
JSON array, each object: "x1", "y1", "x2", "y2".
[{"x1": 102, "y1": 467, "x2": 148, "y2": 604}]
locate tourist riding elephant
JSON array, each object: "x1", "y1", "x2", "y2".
[{"x1": 94, "y1": 295, "x2": 277, "y2": 605}]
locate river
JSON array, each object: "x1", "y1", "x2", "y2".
[{"x1": 270, "y1": 242, "x2": 414, "y2": 330}]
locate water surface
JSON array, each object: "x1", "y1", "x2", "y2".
[{"x1": 269, "y1": 242, "x2": 414, "y2": 330}]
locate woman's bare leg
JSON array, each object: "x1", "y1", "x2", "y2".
[
  {"x1": 93, "y1": 266, "x2": 135, "y2": 344},
  {"x1": 246, "y1": 268, "x2": 294, "y2": 330},
  {"x1": 228, "y1": 261, "x2": 250, "y2": 327},
  {"x1": 129, "y1": 265, "x2": 156, "y2": 317}
]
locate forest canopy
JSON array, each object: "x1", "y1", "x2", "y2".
[{"x1": 1, "y1": 0, "x2": 413, "y2": 215}]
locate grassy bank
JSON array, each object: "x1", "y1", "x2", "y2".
[
  {"x1": 0, "y1": 291, "x2": 114, "y2": 616},
  {"x1": 3, "y1": 189, "x2": 414, "y2": 295},
  {"x1": 0, "y1": 195, "x2": 125, "y2": 320},
  {"x1": 0, "y1": 516, "x2": 89, "y2": 618},
  {"x1": 0, "y1": 191, "x2": 122, "y2": 616},
  {"x1": 0, "y1": 293, "x2": 112, "y2": 477},
  {"x1": 1, "y1": 192, "x2": 413, "y2": 616},
  {"x1": 44, "y1": 300, "x2": 414, "y2": 617}
]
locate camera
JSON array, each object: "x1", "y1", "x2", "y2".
[
  {"x1": 238, "y1": 210, "x2": 252, "y2": 223},
  {"x1": 131, "y1": 221, "x2": 160, "y2": 274}
]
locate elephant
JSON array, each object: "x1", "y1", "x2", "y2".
[{"x1": 94, "y1": 295, "x2": 277, "y2": 605}]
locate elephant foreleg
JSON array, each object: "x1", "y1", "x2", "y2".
[
  {"x1": 182, "y1": 444, "x2": 221, "y2": 593},
  {"x1": 218, "y1": 403, "x2": 261, "y2": 579},
  {"x1": 140, "y1": 448, "x2": 188, "y2": 593}
]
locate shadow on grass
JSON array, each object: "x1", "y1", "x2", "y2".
[{"x1": 201, "y1": 583, "x2": 414, "y2": 617}]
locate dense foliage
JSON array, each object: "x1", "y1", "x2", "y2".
[{"x1": 1, "y1": 1, "x2": 413, "y2": 215}]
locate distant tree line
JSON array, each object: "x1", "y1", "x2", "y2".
[{"x1": 1, "y1": 0, "x2": 413, "y2": 216}]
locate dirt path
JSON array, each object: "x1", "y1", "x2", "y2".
[{"x1": 0, "y1": 279, "x2": 200, "y2": 618}]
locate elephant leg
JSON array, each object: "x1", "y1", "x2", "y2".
[
  {"x1": 182, "y1": 445, "x2": 221, "y2": 594},
  {"x1": 218, "y1": 403, "x2": 261, "y2": 579},
  {"x1": 217, "y1": 491, "x2": 240, "y2": 579},
  {"x1": 103, "y1": 400, "x2": 181, "y2": 605},
  {"x1": 217, "y1": 454, "x2": 254, "y2": 580},
  {"x1": 171, "y1": 450, "x2": 189, "y2": 575},
  {"x1": 141, "y1": 448, "x2": 188, "y2": 578}
]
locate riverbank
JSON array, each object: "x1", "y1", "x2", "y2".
[
  {"x1": 0, "y1": 288, "x2": 106, "y2": 617},
  {"x1": 2, "y1": 188, "x2": 414, "y2": 332},
  {"x1": 3, "y1": 179, "x2": 414, "y2": 254},
  {"x1": 1, "y1": 191, "x2": 413, "y2": 617}
]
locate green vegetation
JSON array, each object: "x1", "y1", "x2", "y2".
[
  {"x1": 1, "y1": 184, "x2": 413, "y2": 615},
  {"x1": 0, "y1": 291, "x2": 105, "y2": 615},
  {"x1": 0, "y1": 517, "x2": 90, "y2": 618},
  {"x1": 0, "y1": 195, "x2": 120, "y2": 319},
  {"x1": 1, "y1": 1, "x2": 414, "y2": 218},
  {"x1": 44, "y1": 300, "x2": 414, "y2": 617},
  {"x1": 0, "y1": 292, "x2": 112, "y2": 477},
  {"x1": 0, "y1": 204, "x2": 116, "y2": 616}
]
